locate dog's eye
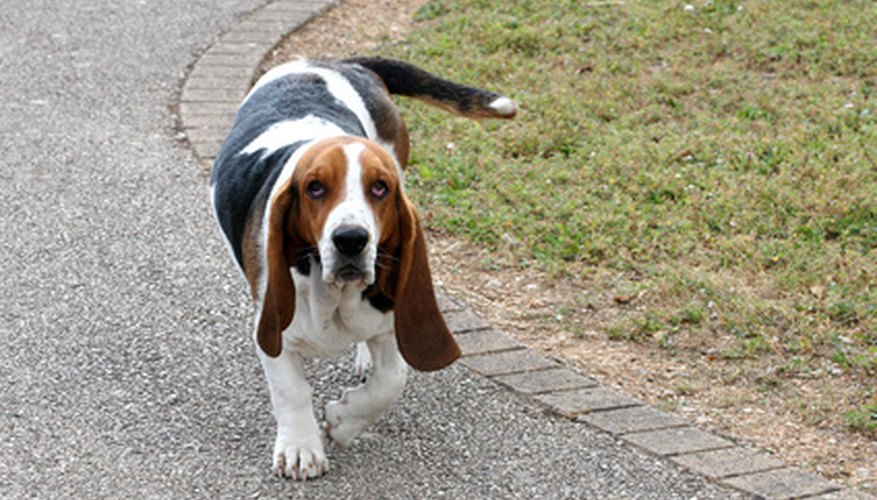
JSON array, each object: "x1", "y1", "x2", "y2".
[
  {"x1": 307, "y1": 180, "x2": 327, "y2": 199},
  {"x1": 370, "y1": 181, "x2": 388, "y2": 200}
]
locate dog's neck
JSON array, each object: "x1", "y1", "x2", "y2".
[{"x1": 288, "y1": 257, "x2": 394, "y2": 356}]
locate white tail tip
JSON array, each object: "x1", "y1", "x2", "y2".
[{"x1": 489, "y1": 96, "x2": 518, "y2": 118}]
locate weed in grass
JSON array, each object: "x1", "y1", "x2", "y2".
[
  {"x1": 800, "y1": 399, "x2": 834, "y2": 427},
  {"x1": 670, "y1": 304, "x2": 705, "y2": 326},
  {"x1": 412, "y1": 0, "x2": 447, "y2": 21},
  {"x1": 674, "y1": 382, "x2": 701, "y2": 397},
  {"x1": 755, "y1": 373, "x2": 780, "y2": 393},
  {"x1": 845, "y1": 403, "x2": 877, "y2": 434},
  {"x1": 605, "y1": 323, "x2": 629, "y2": 342},
  {"x1": 656, "y1": 399, "x2": 680, "y2": 413},
  {"x1": 777, "y1": 356, "x2": 809, "y2": 376}
]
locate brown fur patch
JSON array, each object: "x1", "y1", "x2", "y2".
[
  {"x1": 413, "y1": 95, "x2": 515, "y2": 120},
  {"x1": 359, "y1": 142, "x2": 404, "y2": 243},
  {"x1": 372, "y1": 96, "x2": 410, "y2": 167},
  {"x1": 393, "y1": 122, "x2": 410, "y2": 169},
  {"x1": 283, "y1": 137, "x2": 352, "y2": 248},
  {"x1": 390, "y1": 195, "x2": 460, "y2": 370},
  {"x1": 242, "y1": 201, "x2": 265, "y2": 299}
]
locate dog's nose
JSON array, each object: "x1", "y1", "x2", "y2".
[{"x1": 332, "y1": 226, "x2": 369, "y2": 256}]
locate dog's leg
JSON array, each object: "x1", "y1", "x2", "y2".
[
  {"x1": 353, "y1": 341, "x2": 372, "y2": 379},
  {"x1": 325, "y1": 332, "x2": 408, "y2": 446},
  {"x1": 257, "y1": 348, "x2": 329, "y2": 480}
]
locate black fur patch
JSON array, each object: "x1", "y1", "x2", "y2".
[
  {"x1": 212, "y1": 146, "x2": 295, "y2": 267},
  {"x1": 344, "y1": 57, "x2": 500, "y2": 114},
  {"x1": 363, "y1": 285, "x2": 394, "y2": 313},
  {"x1": 293, "y1": 250, "x2": 319, "y2": 277}
]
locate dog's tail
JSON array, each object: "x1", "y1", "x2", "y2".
[{"x1": 345, "y1": 56, "x2": 517, "y2": 120}]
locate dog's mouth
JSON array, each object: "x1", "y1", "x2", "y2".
[
  {"x1": 319, "y1": 247, "x2": 376, "y2": 287},
  {"x1": 335, "y1": 264, "x2": 365, "y2": 283}
]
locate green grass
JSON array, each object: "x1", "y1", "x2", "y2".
[
  {"x1": 382, "y1": 0, "x2": 876, "y2": 393},
  {"x1": 845, "y1": 402, "x2": 877, "y2": 434}
]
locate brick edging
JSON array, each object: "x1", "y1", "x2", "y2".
[
  {"x1": 178, "y1": 0, "x2": 338, "y2": 165},
  {"x1": 440, "y1": 298, "x2": 865, "y2": 499},
  {"x1": 176, "y1": 2, "x2": 871, "y2": 498},
  {"x1": 439, "y1": 296, "x2": 872, "y2": 499}
]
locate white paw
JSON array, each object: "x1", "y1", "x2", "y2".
[
  {"x1": 272, "y1": 431, "x2": 329, "y2": 481},
  {"x1": 353, "y1": 342, "x2": 372, "y2": 379},
  {"x1": 324, "y1": 398, "x2": 368, "y2": 448}
]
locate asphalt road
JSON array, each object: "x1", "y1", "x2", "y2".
[{"x1": 0, "y1": 1, "x2": 742, "y2": 498}]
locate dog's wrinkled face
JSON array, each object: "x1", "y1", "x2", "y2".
[{"x1": 290, "y1": 138, "x2": 401, "y2": 288}]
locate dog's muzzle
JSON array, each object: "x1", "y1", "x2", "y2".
[{"x1": 330, "y1": 225, "x2": 370, "y2": 282}]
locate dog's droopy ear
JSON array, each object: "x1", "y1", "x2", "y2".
[
  {"x1": 255, "y1": 188, "x2": 297, "y2": 357},
  {"x1": 390, "y1": 195, "x2": 461, "y2": 371}
]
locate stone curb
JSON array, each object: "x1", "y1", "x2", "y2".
[
  {"x1": 178, "y1": 0, "x2": 338, "y2": 165},
  {"x1": 176, "y1": 1, "x2": 871, "y2": 498},
  {"x1": 442, "y1": 298, "x2": 853, "y2": 499}
]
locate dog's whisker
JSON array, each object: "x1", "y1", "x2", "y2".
[{"x1": 376, "y1": 252, "x2": 400, "y2": 262}]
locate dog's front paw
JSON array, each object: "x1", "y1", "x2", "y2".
[
  {"x1": 272, "y1": 430, "x2": 329, "y2": 481},
  {"x1": 324, "y1": 398, "x2": 368, "y2": 448}
]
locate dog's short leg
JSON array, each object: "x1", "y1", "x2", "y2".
[
  {"x1": 325, "y1": 332, "x2": 408, "y2": 446},
  {"x1": 257, "y1": 348, "x2": 328, "y2": 480}
]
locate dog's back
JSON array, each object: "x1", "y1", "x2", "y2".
[{"x1": 212, "y1": 58, "x2": 516, "y2": 270}]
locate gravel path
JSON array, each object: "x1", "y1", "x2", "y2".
[{"x1": 0, "y1": 1, "x2": 743, "y2": 497}]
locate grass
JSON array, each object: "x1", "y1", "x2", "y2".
[
  {"x1": 382, "y1": 0, "x2": 876, "y2": 432},
  {"x1": 845, "y1": 402, "x2": 877, "y2": 434}
]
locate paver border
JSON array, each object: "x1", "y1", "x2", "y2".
[
  {"x1": 176, "y1": 1, "x2": 871, "y2": 498},
  {"x1": 177, "y1": 0, "x2": 339, "y2": 165}
]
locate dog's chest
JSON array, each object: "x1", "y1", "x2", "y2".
[{"x1": 285, "y1": 273, "x2": 393, "y2": 357}]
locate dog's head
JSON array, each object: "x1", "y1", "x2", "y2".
[{"x1": 252, "y1": 137, "x2": 460, "y2": 371}]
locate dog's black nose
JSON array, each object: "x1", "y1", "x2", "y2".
[{"x1": 332, "y1": 226, "x2": 369, "y2": 256}]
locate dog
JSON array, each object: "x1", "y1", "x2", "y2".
[{"x1": 210, "y1": 57, "x2": 516, "y2": 480}]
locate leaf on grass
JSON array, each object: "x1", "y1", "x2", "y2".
[{"x1": 614, "y1": 294, "x2": 635, "y2": 304}]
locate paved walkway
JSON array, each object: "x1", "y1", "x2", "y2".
[{"x1": 0, "y1": 0, "x2": 862, "y2": 498}]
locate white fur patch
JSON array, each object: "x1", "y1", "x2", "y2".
[
  {"x1": 489, "y1": 96, "x2": 517, "y2": 117},
  {"x1": 325, "y1": 332, "x2": 407, "y2": 447},
  {"x1": 354, "y1": 341, "x2": 372, "y2": 377},
  {"x1": 245, "y1": 61, "x2": 378, "y2": 141},
  {"x1": 245, "y1": 60, "x2": 311, "y2": 101},
  {"x1": 240, "y1": 116, "x2": 345, "y2": 159},
  {"x1": 255, "y1": 348, "x2": 329, "y2": 480},
  {"x1": 310, "y1": 68, "x2": 378, "y2": 140},
  {"x1": 318, "y1": 142, "x2": 378, "y2": 285}
]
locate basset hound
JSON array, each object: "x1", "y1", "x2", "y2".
[{"x1": 210, "y1": 57, "x2": 516, "y2": 480}]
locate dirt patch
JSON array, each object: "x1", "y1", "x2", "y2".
[
  {"x1": 260, "y1": 0, "x2": 876, "y2": 493},
  {"x1": 260, "y1": 0, "x2": 426, "y2": 69}
]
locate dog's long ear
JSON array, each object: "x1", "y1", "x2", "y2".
[
  {"x1": 389, "y1": 195, "x2": 461, "y2": 371},
  {"x1": 255, "y1": 188, "x2": 297, "y2": 357}
]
